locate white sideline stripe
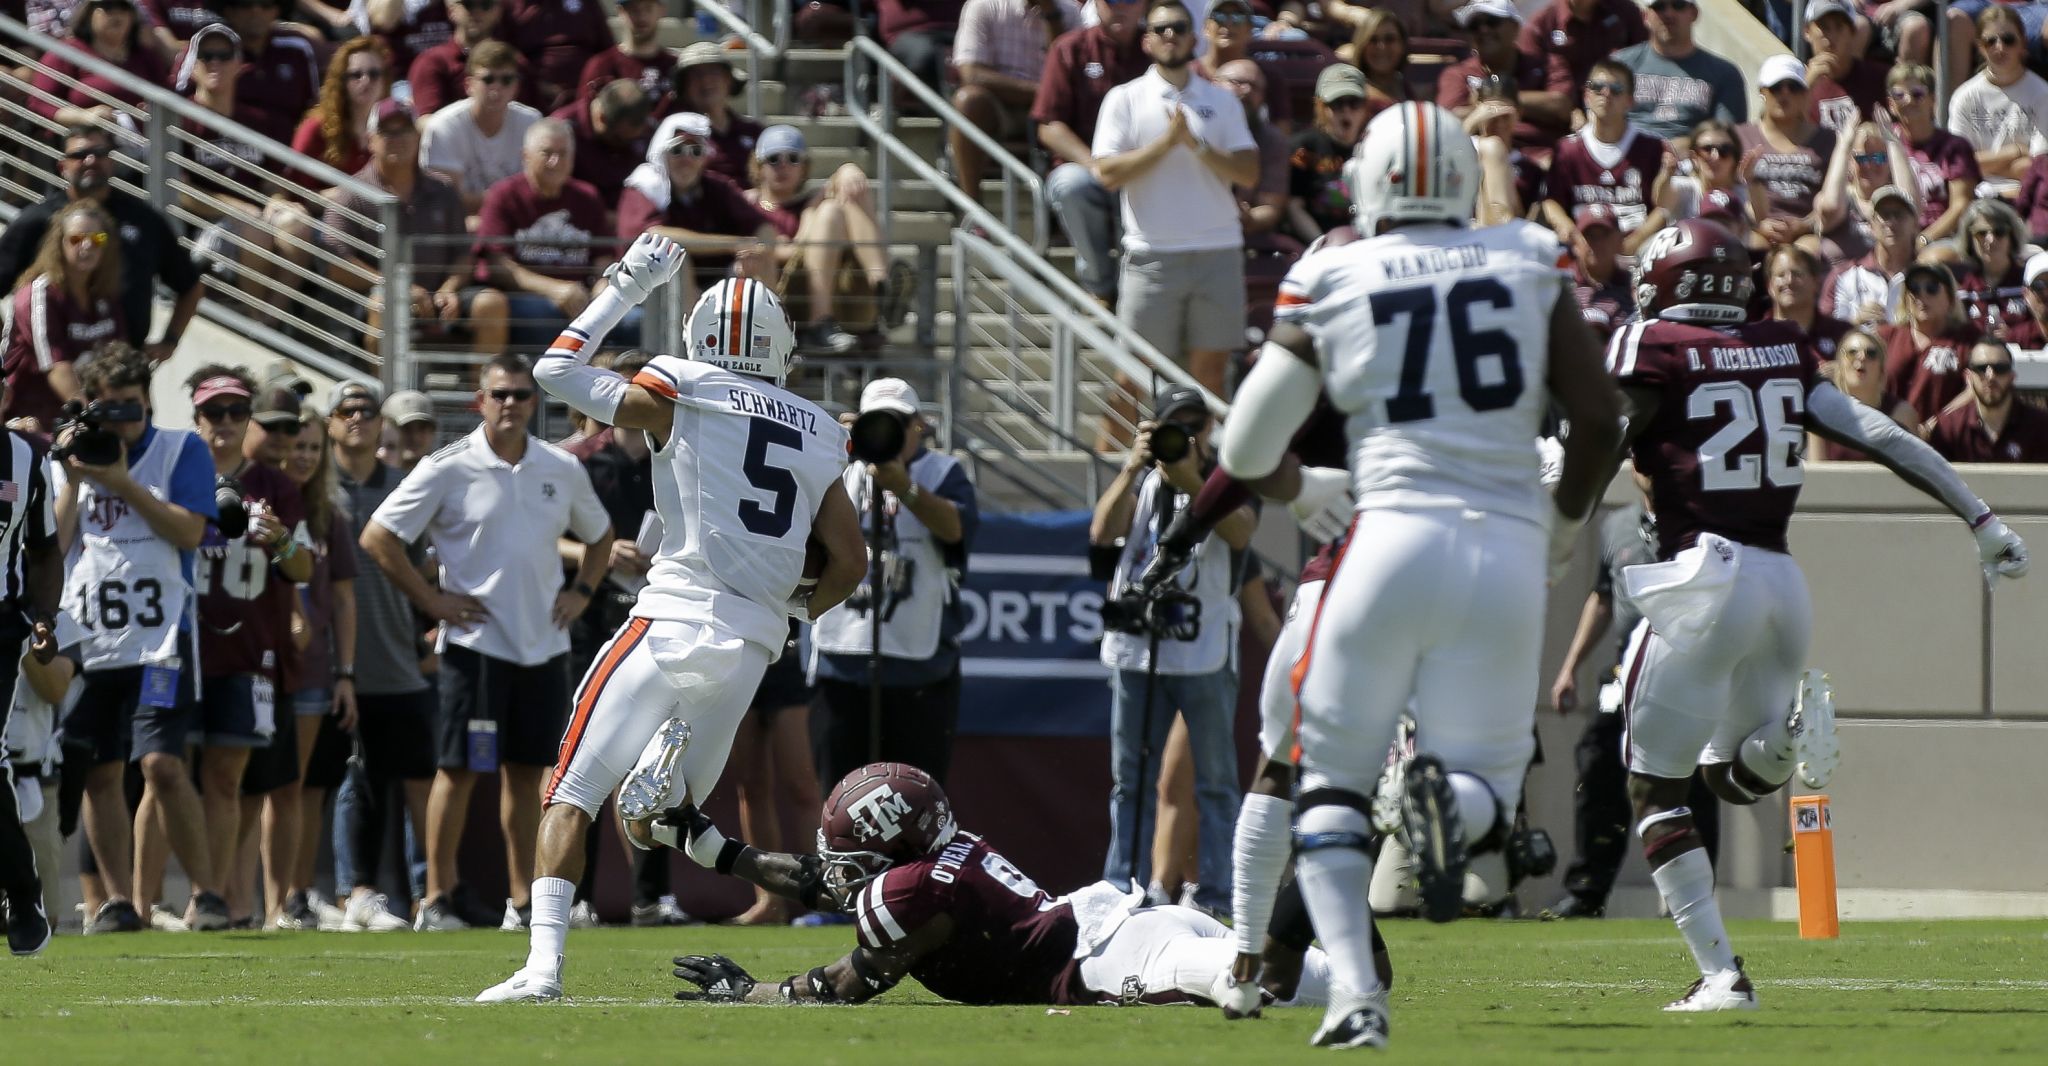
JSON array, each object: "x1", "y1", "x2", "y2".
[
  {"x1": 961, "y1": 658, "x2": 1109, "y2": 680},
  {"x1": 1507, "y1": 978, "x2": 2048, "y2": 992},
  {"x1": 970, "y1": 554, "x2": 1091, "y2": 576}
]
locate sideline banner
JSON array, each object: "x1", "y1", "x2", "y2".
[{"x1": 956, "y1": 510, "x2": 1111, "y2": 737}]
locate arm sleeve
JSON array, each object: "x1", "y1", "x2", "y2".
[
  {"x1": 1219, "y1": 349, "x2": 1322, "y2": 480},
  {"x1": 533, "y1": 284, "x2": 638, "y2": 423},
  {"x1": 1806, "y1": 380, "x2": 1989, "y2": 524},
  {"x1": 167, "y1": 434, "x2": 221, "y2": 520},
  {"x1": 369, "y1": 453, "x2": 449, "y2": 544}
]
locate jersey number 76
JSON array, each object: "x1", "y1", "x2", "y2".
[{"x1": 1370, "y1": 278, "x2": 1525, "y2": 423}]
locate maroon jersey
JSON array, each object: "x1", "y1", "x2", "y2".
[
  {"x1": 1927, "y1": 399, "x2": 2048, "y2": 463},
  {"x1": 1030, "y1": 27, "x2": 1148, "y2": 166},
  {"x1": 1880, "y1": 321, "x2": 1977, "y2": 427},
  {"x1": 1738, "y1": 123, "x2": 1835, "y2": 224},
  {"x1": 1545, "y1": 126, "x2": 1665, "y2": 233},
  {"x1": 578, "y1": 48, "x2": 680, "y2": 116},
  {"x1": 1810, "y1": 56, "x2": 1889, "y2": 133},
  {"x1": 503, "y1": 0, "x2": 616, "y2": 108},
  {"x1": 1575, "y1": 265, "x2": 1635, "y2": 338},
  {"x1": 196, "y1": 464, "x2": 306, "y2": 680},
  {"x1": 3, "y1": 278, "x2": 124, "y2": 427},
  {"x1": 1906, "y1": 129, "x2": 1980, "y2": 232},
  {"x1": 1609, "y1": 318, "x2": 1818, "y2": 557},
  {"x1": 473, "y1": 175, "x2": 610, "y2": 283},
  {"x1": 854, "y1": 832, "x2": 1082, "y2": 1006}
]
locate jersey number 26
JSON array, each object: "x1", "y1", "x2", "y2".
[{"x1": 1690, "y1": 379, "x2": 1806, "y2": 491}]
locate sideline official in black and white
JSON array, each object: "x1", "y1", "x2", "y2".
[{"x1": 0, "y1": 399, "x2": 62, "y2": 955}]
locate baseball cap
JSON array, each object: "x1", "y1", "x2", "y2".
[
  {"x1": 1455, "y1": 0, "x2": 1522, "y2": 27},
  {"x1": 328, "y1": 379, "x2": 384, "y2": 416},
  {"x1": 1315, "y1": 64, "x2": 1366, "y2": 104},
  {"x1": 383, "y1": 389, "x2": 436, "y2": 427},
  {"x1": 1154, "y1": 385, "x2": 1207, "y2": 422},
  {"x1": 1208, "y1": 0, "x2": 1254, "y2": 14},
  {"x1": 1805, "y1": 0, "x2": 1855, "y2": 24},
  {"x1": 859, "y1": 377, "x2": 920, "y2": 417},
  {"x1": 190, "y1": 22, "x2": 240, "y2": 52},
  {"x1": 661, "y1": 111, "x2": 714, "y2": 147},
  {"x1": 190, "y1": 373, "x2": 252, "y2": 407},
  {"x1": 676, "y1": 41, "x2": 743, "y2": 90},
  {"x1": 1758, "y1": 54, "x2": 1807, "y2": 90},
  {"x1": 2026, "y1": 254, "x2": 2048, "y2": 288},
  {"x1": 1573, "y1": 203, "x2": 1621, "y2": 233},
  {"x1": 262, "y1": 365, "x2": 312, "y2": 398},
  {"x1": 755, "y1": 124, "x2": 805, "y2": 159},
  {"x1": 252, "y1": 384, "x2": 304, "y2": 429},
  {"x1": 1904, "y1": 260, "x2": 1956, "y2": 291},
  {"x1": 366, "y1": 97, "x2": 417, "y2": 136},
  {"x1": 1869, "y1": 184, "x2": 1915, "y2": 215}
]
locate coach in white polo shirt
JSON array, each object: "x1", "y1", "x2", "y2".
[
  {"x1": 362, "y1": 353, "x2": 614, "y2": 932},
  {"x1": 1092, "y1": 0, "x2": 1258, "y2": 399}
]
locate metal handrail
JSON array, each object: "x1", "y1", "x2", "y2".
[
  {"x1": 843, "y1": 34, "x2": 1050, "y2": 253},
  {"x1": 0, "y1": 15, "x2": 404, "y2": 386},
  {"x1": 689, "y1": 0, "x2": 790, "y2": 118}
]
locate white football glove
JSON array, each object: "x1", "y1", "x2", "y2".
[
  {"x1": 1287, "y1": 466, "x2": 1354, "y2": 543},
  {"x1": 1974, "y1": 513, "x2": 2029, "y2": 581},
  {"x1": 603, "y1": 232, "x2": 687, "y2": 307}
]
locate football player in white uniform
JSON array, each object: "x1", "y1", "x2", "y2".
[
  {"x1": 478, "y1": 234, "x2": 867, "y2": 1002},
  {"x1": 1216, "y1": 102, "x2": 1624, "y2": 1048}
]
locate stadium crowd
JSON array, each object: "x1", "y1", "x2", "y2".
[{"x1": 5, "y1": 0, "x2": 2048, "y2": 948}]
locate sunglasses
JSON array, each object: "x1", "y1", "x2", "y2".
[
  {"x1": 1890, "y1": 86, "x2": 1930, "y2": 102},
  {"x1": 1854, "y1": 151, "x2": 1888, "y2": 166},
  {"x1": 1909, "y1": 279, "x2": 1947, "y2": 297},
  {"x1": 472, "y1": 72, "x2": 519, "y2": 86},
  {"x1": 668, "y1": 141, "x2": 709, "y2": 158},
  {"x1": 64, "y1": 231, "x2": 109, "y2": 248},
  {"x1": 488, "y1": 387, "x2": 535, "y2": 403},
  {"x1": 1969, "y1": 362, "x2": 2015, "y2": 376},
  {"x1": 1972, "y1": 228, "x2": 2007, "y2": 242},
  {"x1": 1842, "y1": 345, "x2": 1880, "y2": 361},
  {"x1": 1147, "y1": 20, "x2": 1191, "y2": 35},
  {"x1": 197, "y1": 49, "x2": 237, "y2": 63},
  {"x1": 63, "y1": 145, "x2": 110, "y2": 160},
  {"x1": 1466, "y1": 17, "x2": 1511, "y2": 31},
  {"x1": 1585, "y1": 79, "x2": 1627, "y2": 95},
  {"x1": 454, "y1": 0, "x2": 497, "y2": 7},
  {"x1": 761, "y1": 151, "x2": 804, "y2": 166},
  {"x1": 345, "y1": 67, "x2": 386, "y2": 82},
  {"x1": 331, "y1": 404, "x2": 379, "y2": 421},
  {"x1": 1766, "y1": 81, "x2": 1806, "y2": 94},
  {"x1": 1694, "y1": 142, "x2": 1735, "y2": 157},
  {"x1": 1982, "y1": 33, "x2": 2020, "y2": 48},
  {"x1": 198, "y1": 403, "x2": 252, "y2": 422},
  {"x1": 1209, "y1": 12, "x2": 1250, "y2": 25}
]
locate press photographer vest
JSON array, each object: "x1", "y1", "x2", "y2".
[
  {"x1": 59, "y1": 429, "x2": 200, "y2": 671},
  {"x1": 813, "y1": 460, "x2": 950, "y2": 661},
  {"x1": 1099, "y1": 469, "x2": 1239, "y2": 676}
]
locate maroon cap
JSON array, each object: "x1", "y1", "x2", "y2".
[
  {"x1": 366, "y1": 97, "x2": 417, "y2": 136},
  {"x1": 1573, "y1": 203, "x2": 1621, "y2": 233}
]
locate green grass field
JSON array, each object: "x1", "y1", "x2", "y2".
[{"x1": 4, "y1": 919, "x2": 2044, "y2": 1064}]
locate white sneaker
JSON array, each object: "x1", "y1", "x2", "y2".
[
  {"x1": 476, "y1": 962, "x2": 565, "y2": 1004},
  {"x1": 414, "y1": 898, "x2": 470, "y2": 931},
  {"x1": 1793, "y1": 670, "x2": 1839, "y2": 789},
  {"x1": 501, "y1": 900, "x2": 530, "y2": 932},
  {"x1": 308, "y1": 889, "x2": 348, "y2": 932},
  {"x1": 568, "y1": 900, "x2": 600, "y2": 929},
  {"x1": 1664, "y1": 959, "x2": 1758, "y2": 1012},
  {"x1": 149, "y1": 904, "x2": 191, "y2": 932},
  {"x1": 1370, "y1": 716, "x2": 1417, "y2": 836},
  {"x1": 1310, "y1": 989, "x2": 1391, "y2": 1048},
  {"x1": 343, "y1": 893, "x2": 412, "y2": 932}
]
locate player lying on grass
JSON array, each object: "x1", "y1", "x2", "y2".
[{"x1": 645, "y1": 761, "x2": 1381, "y2": 1008}]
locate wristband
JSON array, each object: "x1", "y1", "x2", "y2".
[
  {"x1": 573, "y1": 581, "x2": 597, "y2": 598},
  {"x1": 805, "y1": 966, "x2": 841, "y2": 1003},
  {"x1": 271, "y1": 538, "x2": 298, "y2": 563},
  {"x1": 715, "y1": 838, "x2": 746, "y2": 876},
  {"x1": 1972, "y1": 510, "x2": 1997, "y2": 531},
  {"x1": 333, "y1": 665, "x2": 355, "y2": 680}
]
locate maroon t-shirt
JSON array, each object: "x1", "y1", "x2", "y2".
[
  {"x1": 30, "y1": 39, "x2": 168, "y2": 120},
  {"x1": 142, "y1": 0, "x2": 223, "y2": 40},
  {"x1": 1881, "y1": 321, "x2": 1979, "y2": 426},
  {"x1": 1615, "y1": 318, "x2": 1817, "y2": 557},
  {"x1": 369, "y1": 0, "x2": 454, "y2": 74},
  {"x1": 2020, "y1": 154, "x2": 2048, "y2": 240},
  {"x1": 1738, "y1": 123, "x2": 1835, "y2": 224},
  {"x1": 1928, "y1": 398, "x2": 2048, "y2": 463},
  {"x1": 876, "y1": 0, "x2": 964, "y2": 44},
  {"x1": 1545, "y1": 126, "x2": 1665, "y2": 233},
  {"x1": 1519, "y1": 0, "x2": 1646, "y2": 97},
  {"x1": 616, "y1": 171, "x2": 771, "y2": 241},
  {"x1": 181, "y1": 106, "x2": 275, "y2": 203},
  {"x1": 197, "y1": 464, "x2": 306, "y2": 681},
  {"x1": 290, "y1": 112, "x2": 371, "y2": 189},
  {"x1": 554, "y1": 103, "x2": 648, "y2": 212},
  {"x1": 578, "y1": 47, "x2": 680, "y2": 116},
  {"x1": 1436, "y1": 51, "x2": 1573, "y2": 153},
  {"x1": 291, "y1": 514, "x2": 361, "y2": 694},
  {"x1": 2, "y1": 278, "x2": 123, "y2": 427},
  {"x1": 853, "y1": 832, "x2": 1081, "y2": 1006},
  {"x1": 1810, "y1": 56, "x2": 1889, "y2": 133},
  {"x1": 503, "y1": 0, "x2": 616, "y2": 108},
  {"x1": 1955, "y1": 262, "x2": 2031, "y2": 342},
  {"x1": 473, "y1": 175, "x2": 611, "y2": 282},
  {"x1": 708, "y1": 114, "x2": 765, "y2": 187},
  {"x1": 1030, "y1": 26, "x2": 1148, "y2": 166},
  {"x1": 174, "y1": 30, "x2": 323, "y2": 146},
  {"x1": 1906, "y1": 129, "x2": 1981, "y2": 231}
]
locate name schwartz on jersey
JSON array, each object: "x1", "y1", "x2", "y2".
[{"x1": 725, "y1": 386, "x2": 820, "y2": 435}]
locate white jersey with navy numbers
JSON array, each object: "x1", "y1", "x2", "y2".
[
  {"x1": 628, "y1": 356, "x2": 849, "y2": 652},
  {"x1": 1275, "y1": 218, "x2": 1568, "y2": 530}
]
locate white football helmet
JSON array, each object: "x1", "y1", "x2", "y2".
[
  {"x1": 685, "y1": 276, "x2": 797, "y2": 386},
  {"x1": 1344, "y1": 102, "x2": 1479, "y2": 236}
]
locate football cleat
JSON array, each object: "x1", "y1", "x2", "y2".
[
  {"x1": 1664, "y1": 958, "x2": 1758, "y2": 1012},
  {"x1": 1370, "y1": 716, "x2": 1418, "y2": 837},
  {"x1": 343, "y1": 893, "x2": 412, "y2": 932},
  {"x1": 1310, "y1": 991, "x2": 1391, "y2": 1049},
  {"x1": 619, "y1": 718, "x2": 692, "y2": 823},
  {"x1": 1398, "y1": 754, "x2": 1468, "y2": 924},
  {"x1": 8, "y1": 898, "x2": 53, "y2": 957},
  {"x1": 1793, "y1": 670, "x2": 1838, "y2": 789},
  {"x1": 476, "y1": 961, "x2": 565, "y2": 1004}
]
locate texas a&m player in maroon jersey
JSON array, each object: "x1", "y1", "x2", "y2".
[
  {"x1": 1606, "y1": 219, "x2": 2029, "y2": 1013},
  {"x1": 661, "y1": 763, "x2": 1333, "y2": 1010}
]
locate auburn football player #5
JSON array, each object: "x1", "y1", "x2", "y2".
[
  {"x1": 1215, "y1": 101, "x2": 1624, "y2": 1049},
  {"x1": 476, "y1": 234, "x2": 867, "y2": 1003},
  {"x1": 1607, "y1": 218, "x2": 2028, "y2": 1013},
  {"x1": 658, "y1": 763, "x2": 1358, "y2": 1011}
]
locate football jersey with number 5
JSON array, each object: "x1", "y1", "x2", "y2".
[
  {"x1": 1274, "y1": 218, "x2": 1567, "y2": 530},
  {"x1": 1606, "y1": 317, "x2": 1817, "y2": 559},
  {"x1": 627, "y1": 355, "x2": 848, "y2": 654}
]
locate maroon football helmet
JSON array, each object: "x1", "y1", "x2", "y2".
[
  {"x1": 817, "y1": 762, "x2": 958, "y2": 907},
  {"x1": 1632, "y1": 218, "x2": 1753, "y2": 324}
]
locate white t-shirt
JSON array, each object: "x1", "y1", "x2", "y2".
[
  {"x1": 1091, "y1": 66, "x2": 1256, "y2": 255},
  {"x1": 1947, "y1": 70, "x2": 2048, "y2": 196},
  {"x1": 371, "y1": 427, "x2": 611, "y2": 666},
  {"x1": 419, "y1": 98, "x2": 543, "y2": 201}
]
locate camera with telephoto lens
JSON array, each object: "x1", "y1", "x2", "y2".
[
  {"x1": 51, "y1": 399, "x2": 140, "y2": 467},
  {"x1": 849, "y1": 408, "x2": 907, "y2": 464},
  {"x1": 212, "y1": 475, "x2": 249, "y2": 539},
  {"x1": 1147, "y1": 421, "x2": 1193, "y2": 465},
  {"x1": 1100, "y1": 581, "x2": 1202, "y2": 642}
]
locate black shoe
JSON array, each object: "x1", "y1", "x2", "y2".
[
  {"x1": 876, "y1": 259, "x2": 915, "y2": 330},
  {"x1": 1399, "y1": 754, "x2": 1468, "y2": 924},
  {"x1": 1310, "y1": 998, "x2": 1391, "y2": 1049},
  {"x1": 187, "y1": 890, "x2": 231, "y2": 931},
  {"x1": 1540, "y1": 894, "x2": 1606, "y2": 920},
  {"x1": 8, "y1": 898, "x2": 52, "y2": 956},
  {"x1": 797, "y1": 319, "x2": 858, "y2": 355},
  {"x1": 88, "y1": 899, "x2": 144, "y2": 934}
]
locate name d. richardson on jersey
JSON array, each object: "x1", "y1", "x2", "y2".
[
  {"x1": 724, "y1": 385, "x2": 819, "y2": 434},
  {"x1": 1380, "y1": 241, "x2": 1489, "y2": 281},
  {"x1": 1689, "y1": 343, "x2": 1800, "y2": 373}
]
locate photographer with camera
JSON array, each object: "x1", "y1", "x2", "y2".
[
  {"x1": 51, "y1": 346, "x2": 224, "y2": 932},
  {"x1": 811, "y1": 379, "x2": 978, "y2": 787},
  {"x1": 1088, "y1": 385, "x2": 1254, "y2": 913}
]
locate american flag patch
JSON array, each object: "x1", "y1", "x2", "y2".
[{"x1": 0, "y1": 481, "x2": 18, "y2": 502}]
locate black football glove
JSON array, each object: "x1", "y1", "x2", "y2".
[{"x1": 673, "y1": 954, "x2": 758, "y2": 1002}]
